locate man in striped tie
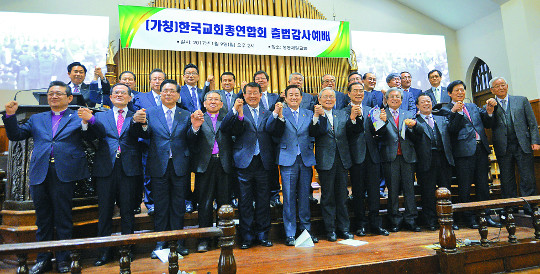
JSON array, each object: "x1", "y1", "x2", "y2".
[{"x1": 66, "y1": 62, "x2": 110, "y2": 107}]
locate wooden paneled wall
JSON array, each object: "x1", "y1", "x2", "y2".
[{"x1": 118, "y1": 0, "x2": 349, "y2": 94}]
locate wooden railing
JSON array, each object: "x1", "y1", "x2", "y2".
[
  {"x1": 0, "y1": 205, "x2": 236, "y2": 274},
  {"x1": 436, "y1": 187, "x2": 540, "y2": 253}
]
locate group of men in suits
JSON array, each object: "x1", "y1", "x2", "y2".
[{"x1": 5, "y1": 61, "x2": 540, "y2": 272}]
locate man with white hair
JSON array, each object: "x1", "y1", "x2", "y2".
[{"x1": 490, "y1": 77, "x2": 540, "y2": 208}]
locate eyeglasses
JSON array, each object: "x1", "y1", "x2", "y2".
[
  {"x1": 184, "y1": 72, "x2": 199, "y2": 76},
  {"x1": 47, "y1": 92, "x2": 67, "y2": 97},
  {"x1": 323, "y1": 79, "x2": 336, "y2": 83},
  {"x1": 320, "y1": 95, "x2": 335, "y2": 99},
  {"x1": 161, "y1": 89, "x2": 178, "y2": 94},
  {"x1": 254, "y1": 77, "x2": 267, "y2": 81},
  {"x1": 111, "y1": 90, "x2": 130, "y2": 95},
  {"x1": 206, "y1": 98, "x2": 221, "y2": 102},
  {"x1": 150, "y1": 77, "x2": 164, "y2": 81}
]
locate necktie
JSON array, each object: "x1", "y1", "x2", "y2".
[
  {"x1": 435, "y1": 87, "x2": 440, "y2": 103},
  {"x1": 462, "y1": 105, "x2": 480, "y2": 140},
  {"x1": 292, "y1": 110, "x2": 298, "y2": 126},
  {"x1": 73, "y1": 85, "x2": 80, "y2": 94},
  {"x1": 191, "y1": 87, "x2": 199, "y2": 110},
  {"x1": 117, "y1": 109, "x2": 124, "y2": 152},
  {"x1": 226, "y1": 92, "x2": 232, "y2": 109},
  {"x1": 392, "y1": 110, "x2": 399, "y2": 126},
  {"x1": 251, "y1": 108, "x2": 260, "y2": 155},
  {"x1": 155, "y1": 95, "x2": 161, "y2": 106},
  {"x1": 166, "y1": 109, "x2": 173, "y2": 132},
  {"x1": 262, "y1": 93, "x2": 268, "y2": 110},
  {"x1": 427, "y1": 115, "x2": 434, "y2": 129},
  {"x1": 501, "y1": 99, "x2": 507, "y2": 112}
]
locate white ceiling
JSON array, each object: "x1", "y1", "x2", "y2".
[{"x1": 394, "y1": 0, "x2": 508, "y2": 30}]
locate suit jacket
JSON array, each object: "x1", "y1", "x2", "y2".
[
  {"x1": 344, "y1": 105, "x2": 380, "y2": 164},
  {"x1": 2, "y1": 108, "x2": 90, "y2": 185},
  {"x1": 412, "y1": 114, "x2": 454, "y2": 172},
  {"x1": 312, "y1": 109, "x2": 359, "y2": 170},
  {"x1": 89, "y1": 109, "x2": 142, "y2": 177},
  {"x1": 70, "y1": 80, "x2": 110, "y2": 108},
  {"x1": 375, "y1": 108, "x2": 417, "y2": 163},
  {"x1": 262, "y1": 92, "x2": 280, "y2": 111},
  {"x1": 133, "y1": 91, "x2": 159, "y2": 110},
  {"x1": 216, "y1": 89, "x2": 239, "y2": 113},
  {"x1": 365, "y1": 90, "x2": 384, "y2": 109},
  {"x1": 444, "y1": 102, "x2": 493, "y2": 158},
  {"x1": 334, "y1": 91, "x2": 350, "y2": 110},
  {"x1": 220, "y1": 104, "x2": 275, "y2": 170},
  {"x1": 299, "y1": 93, "x2": 317, "y2": 111},
  {"x1": 408, "y1": 87, "x2": 422, "y2": 100},
  {"x1": 133, "y1": 106, "x2": 198, "y2": 177},
  {"x1": 266, "y1": 107, "x2": 325, "y2": 167},
  {"x1": 179, "y1": 84, "x2": 204, "y2": 113},
  {"x1": 192, "y1": 112, "x2": 233, "y2": 174},
  {"x1": 399, "y1": 90, "x2": 416, "y2": 112},
  {"x1": 491, "y1": 95, "x2": 540, "y2": 156},
  {"x1": 425, "y1": 86, "x2": 451, "y2": 107}
]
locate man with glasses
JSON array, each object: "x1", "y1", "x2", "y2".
[
  {"x1": 132, "y1": 79, "x2": 204, "y2": 258},
  {"x1": 78, "y1": 83, "x2": 141, "y2": 265},
  {"x1": 179, "y1": 63, "x2": 213, "y2": 113},
  {"x1": 424, "y1": 69, "x2": 451, "y2": 106},
  {"x1": 3, "y1": 81, "x2": 91, "y2": 273},
  {"x1": 321, "y1": 74, "x2": 349, "y2": 109}
]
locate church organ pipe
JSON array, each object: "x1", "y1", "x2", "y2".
[{"x1": 118, "y1": 0, "x2": 349, "y2": 95}]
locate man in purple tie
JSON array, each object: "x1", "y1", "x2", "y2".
[
  {"x1": 66, "y1": 62, "x2": 110, "y2": 108},
  {"x1": 3, "y1": 81, "x2": 90, "y2": 273}
]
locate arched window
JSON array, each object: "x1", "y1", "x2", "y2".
[{"x1": 472, "y1": 59, "x2": 492, "y2": 93}]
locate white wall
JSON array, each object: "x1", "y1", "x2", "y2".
[
  {"x1": 308, "y1": 0, "x2": 462, "y2": 84},
  {"x1": 456, "y1": 9, "x2": 510, "y2": 94}
]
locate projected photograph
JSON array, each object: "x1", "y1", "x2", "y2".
[
  {"x1": 0, "y1": 12, "x2": 109, "y2": 90},
  {"x1": 351, "y1": 31, "x2": 449, "y2": 91}
]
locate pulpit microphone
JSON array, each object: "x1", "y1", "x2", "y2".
[{"x1": 13, "y1": 88, "x2": 47, "y2": 101}]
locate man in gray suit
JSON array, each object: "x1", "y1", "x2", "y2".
[
  {"x1": 490, "y1": 77, "x2": 540, "y2": 202},
  {"x1": 374, "y1": 88, "x2": 419, "y2": 232}
]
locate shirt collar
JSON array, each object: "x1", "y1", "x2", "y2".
[
  {"x1": 186, "y1": 84, "x2": 197, "y2": 91},
  {"x1": 162, "y1": 104, "x2": 176, "y2": 114},
  {"x1": 350, "y1": 102, "x2": 362, "y2": 107},
  {"x1": 113, "y1": 106, "x2": 128, "y2": 115},
  {"x1": 248, "y1": 105, "x2": 260, "y2": 112},
  {"x1": 389, "y1": 107, "x2": 399, "y2": 114},
  {"x1": 151, "y1": 90, "x2": 160, "y2": 99},
  {"x1": 497, "y1": 95, "x2": 509, "y2": 103},
  {"x1": 323, "y1": 108, "x2": 333, "y2": 117},
  {"x1": 52, "y1": 109, "x2": 67, "y2": 116},
  {"x1": 420, "y1": 113, "x2": 432, "y2": 120}
]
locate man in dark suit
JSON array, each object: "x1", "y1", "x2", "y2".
[
  {"x1": 312, "y1": 87, "x2": 359, "y2": 241},
  {"x1": 412, "y1": 93, "x2": 454, "y2": 230},
  {"x1": 489, "y1": 77, "x2": 540, "y2": 201},
  {"x1": 289, "y1": 72, "x2": 317, "y2": 111},
  {"x1": 345, "y1": 82, "x2": 389, "y2": 237},
  {"x1": 401, "y1": 71, "x2": 422, "y2": 112},
  {"x1": 321, "y1": 74, "x2": 349, "y2": 109},
  {"x1": 424, "y1": 69, "x2": 451, "y2": 107},
  {"x1": 3, "y1": 81, "x2": 90, "y2": 273},
  {"x1": 95, "y1": 71, "x2": 139, "y2": 113},
  {"x1": 192, "y1": 91, "x2": 233, "y2": 252},
  {"x1": 132, "y1": 68, "x2": 167, "y2": 217},
  {"x1": 444, "y1": 80, "x2": 501, "y2": 228},
  {"x1": 374, "y1": 88, "x2": 420, "y2": 232},
  {"x1": 79, "y1": 83, "x2": 141, "y2": 265},
  {"x1": 348, "y1": 72, "x2": 374, "y2": 109},
  {"x1": 179, "y1": 63, "x2": 212, "y2": 113},
  {"x1": 266, "y1": 85, "x2": 324, "y2": 246},
  {"x1": 66, "y1": 62, "x2": 110, "y2": 108},
  {"x1": 253, "y1": 70, "x2": 282, "y2": 208},
  {"x1": 363, "y1": 72, "x2": 384, "y2": 109},
  {"x1": 216, "y1": 72, "x2": 239, "y2": 112},
  {"x1": 220, "y1": 82, "x2": 274, "y2": 249},
  {"x1": 386, "y1": 73, "x2": 415, "y2": 112},
  {"x1": 132, "y1": 79, "x2": 204, "y2": 258}
]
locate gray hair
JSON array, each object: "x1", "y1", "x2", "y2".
[
  {"x1": 318, "y1": 87, "x2": 336, "y2": 98},
  {"x1": 289, "y1": 72, "x2": 304, "y2": 81},
  {"x1": 321, "y1": 74, "x2": 335, "y2": 83},
  {"x1": 204, "y1": 90, "x2": 222, "y2": 101},
  {"x1": 385, "y1": 87, "x2": 403, "y2": 100},
  {"x1": 489, "y1": 77, "x2": 507, "y2": 88}
]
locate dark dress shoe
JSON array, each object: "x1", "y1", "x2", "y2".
[
  {"x1": 355, "y1": 227, "x2": 366, "y2": 236},
  {"x1": 231, "y1": 198, "x2": 239, "y2": 208},
  {"x1": 486, "y1": 218, "x2": 502, "y2": 228},
  {"x1": 274, "y1": 199, "x2": 283, "y2": 206},
  {"x1": 311, "y1": 236, "x2": 319, "y2": 243},
  {"x1": 309, "y1": 195, "x2": 318, "y2": 205},
  {"x1": 57, "y1": 261, "x2": 70, "y2": 273},
  {"x1": 259, "y1": 239, "x2": 273, "y2": 247},
  {"x1": 29, "y1": 260, "x2": 52, "y2": 274},
  {"x1": 94, "y1": 251, "x2": 113, "y2": 266},
  {"x1": 371, "y1": 227, "x2": 390, "y2": 236},
  {"x1": 151, "y1": 243, "x2": 165, "y2": 259},
  {"x1": 327, "y1": 232, "x2": 337, "y2": 242},
  {"x1": 404, "y1": 223, "x2": 421, "y2": 232},
  {"x1": 147, "y1": 207, "x2": 155, "y2": 216},
  {"x1": 240, "y1": 241, "x2": 252, "y2": 249},
  {"x1": 133, "y1": 206, "x2": 141, "y2": 214},
  {"x1": 452, "y1": 224, "x2": 460, "y2": 230},
  {"x1": 285, "y1": 237, "x2": 295, "y2": 246},
  {"x1": 389, "y1": 225, "x2": 400, "y2": 232},
  {"x1": 338, "y1": 231, "x2": 354, "y2": 239},
  {"x1": 177, "y1": 244, "x2": 189, "y2": 256},
  {"x1": 197, "y1": 241, "x2": 209, "y2": 253},
  {"x1": 185, "y1": 200, "x2": 195, "y2": 213}
]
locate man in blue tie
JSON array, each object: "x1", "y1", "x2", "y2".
[
  {"x1": 221, "y1": 82, "x2": 275, "y2": 249},
  {"x1": 3, "y1": 81, "x2": 90, "y2": 273},
  {"x1": 216, "y1": 72, "x2": 238, "y2": 113},
  {"x1": 400, "y1": 71, "x2": 422, "y2": 112},
  {"x1": 266, "y1": 85, "x2": 325, "y2": 246},
  {"x1": 132, "y1": 79, "x2": 204, "y2": 258}
]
